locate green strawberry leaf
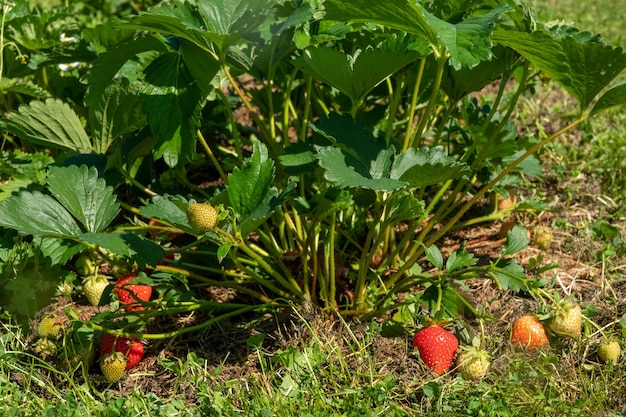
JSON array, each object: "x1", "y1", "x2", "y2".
[
  {"x1": 2, "y1": 98, "x2": 92, "y2": 152},
  {"x1": 80, "y1": 232, "x2": 164, "y2": 268},
  {"x1": 323, "y1": 0, "x2": 435, "y2": 45},
  {"x1": 195, "y1": 0, "x2": 275, "y2": 53},
  {"x1": 423, "y1": 3, "x2": 511, "y2": 70},
  {"x1": 0, "y1": 190, "x2": 82, "y2": 237},
  {"x1": 140, "y1": 195, "x2": 191, "y2": 230},
  {"x1": 492, "y1": 258, "x2": 527, "y2": 292},
  {"x1": 39, "y1": 238, "x2": 86, "y2": 266},
  {"x1": 425, "y1": 245, "x2": 444, "y2": 270},
  {"x1": 315, "y1": 146, "x2": 406, "y2": 192},
  {"x1": 446, "y1": 250, "x2": 477, "y2": 273},
  {"x1": 590, "y1": 82, "x2": 626, "y2": 117},
  {"x1": 227, "y1": 141, "x2": 275, "y2": 221},
  {"x1": 502, "y1": 224, "x2": 529, "y2": 256},
  {"x1": 89, "y1": 79, "x2": 146, "y2": 155},
  {"x1": 492, "y1": 29, "x2": 626, "y2": 111},
  {"x1": 127, "y1": 0, "x2": 275, "y2": 55},
  {"x1": 391, "y1": 146, "x2": 470, "y2": 187},
  {"x1": 421, "y1": 284, "x2": 476, "y2": 320},
  {"x1": 85, "y1": 34, "x2": 168, "y2": 108},
  {"x1": 312, "y1": 114, "x2": 406, "y2": 191},
  {"x1": 143, "y1": 51, "x2": 203, "y2": 167},
  {"x1": 46, "y1": 165, "x2": 120, "y2": 234},
  {"x1": 384, "y1": 192, "x2": 425, "y2": 225},
  {"x1": 0, "y1": 165, "x2": 120, "y2": 239},
  {"x1": 227, "y1": 142, "x2": 294, "y2": 237},
  {"x1": 558, "y1": 36, "x2": 626, "y2": 111},
  {"x1": 179, "y1": 41, "x2": 220, "y2": 100},
  {"x1": 313, "y1": 116, "x2": 469, "y2": 191},
  {"x1": 294, "y1": 46, "x2": 421, "y2": 103},
  {"x1": 324, "y1": 0, "x2": 510, "y2": 69}
]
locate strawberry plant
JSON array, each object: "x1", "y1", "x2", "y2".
[{"x1": 1, "y1": 0, "x2": 625, "y2": 351}]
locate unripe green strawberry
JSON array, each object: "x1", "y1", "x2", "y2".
[
  {"x1": 83, "y1": 275, "x2": 110, "y2": 307},
  {"x1": 597, "y1": 340, "x2": 621, "y2": 364},
  {"x1": 33, "y1": 338, "x2": 57, "y2": 358},
  {"x1": 186, "y1": 203, "x2": 218, "y2": 233},
  {"x1": 75, "y1": 255, "x2": 97, "y2": 277},
  {"x1": 456, "y1": 347, "x2": 491, "y2": 379},
  {"x1": 100, "y1": 352, "x2": 127, "y2": 382},
  {"x1": 37, "y1": 316, "x2": 64, "y2": 339},
  {"x1": 532, "y1": 226, "x2": 553, "y2": 251},
  {"x1": 549, "y1": 301, "x2": 582, "y2": 339}
]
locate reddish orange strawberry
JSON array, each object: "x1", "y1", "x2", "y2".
[
  {"x1": 114, "y1": 274, "x2": 152, "y2": 311},
  {"x1": 99, "y1": 333, "x2": 144, "y2": 370},
  {"x1": 413, "y1": 325, "x2": 459, "y2": 375},
  {"x1": 511, "y1": 315, "x2": 548, "y2": 351}
]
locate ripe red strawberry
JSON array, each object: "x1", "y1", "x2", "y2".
[
  {"x1": 413, "y1": 325, "x2": 459, "y2": 375},
  {"x1": 115, "y1": 274, "x2": 152, "y2": 311},
  {"x1": 510, "y1": 315, "x2": 548, "y2": 351},
  {"x1": 99, "y1": 333, "x2": 144, "y2": 370},
  {"x1": 548, "y1": 300, "x2": 582, "y2": 339},
  {"x1": 83, "y1": 275, "x2": 110, "y2": 307},
  {"x1": 100, "y1": 352, "x2": 127, "y2": 382},
  {"x1": 186, "y1": 203, "x2": 218, "y2": 233},
  {"x1": 456, "y1": 346, "x2": 491, "y2": 379}
]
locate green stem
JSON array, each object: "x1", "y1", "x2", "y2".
[
  {"x1": 197, "y1": 130, "x2": 228, "y2": 184},
  {"x1": 237, "y1": 241, "x2": 303, "y2": 298},
  {"x1": 300, "y1": 76, "x2": 314, "y2": 141},
  {"x1": 327, "y1": 211, "x2": 337, "y2": 308},
  {"x1": 89, "y1": 304, "x2": 276, "y2": 340},
  {"x1": 353, "y1": 209, "x2": 383, "y2": 309},
  {"x1": 118, "y1": 167, "x2": 156, "y2": 196},
  {"x1": 221, "y1": 63, "x2": 280, "y2": 158},
  {"x1": 403, "y1": 59, "x2": 426, "y2": 151},
  {"x1": 412, "y1": 51, "x2": 448, "y2": 148},
  {"x1": 384, "y1": 74, "x2": 407, "y2": 147},
  {"x1": 155, "y1": 264, "x2": 272, "y2": 303}
]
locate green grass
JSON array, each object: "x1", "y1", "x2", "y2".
[
  {"x1": 529, "y1": 0, "x2": 626, "y2": 212},
  {"x1": 3, "y1": 306, "x2": 626, "y2": 416}
]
